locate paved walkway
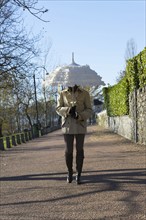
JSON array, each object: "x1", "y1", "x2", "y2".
[{"x1": 0, "y1": 125, "x2": 146, "y2": 220}]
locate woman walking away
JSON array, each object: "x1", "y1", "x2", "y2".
[{"x1": 56, "y1": 84, "x2": 92, "y2": 184}]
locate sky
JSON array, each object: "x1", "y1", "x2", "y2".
[{"x1": 23, "y1": 0, "x2": 145, "y2": 86}]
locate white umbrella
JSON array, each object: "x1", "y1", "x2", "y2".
[{"x1": 46, "y1": 53, "x2": 105, "y2": 87}]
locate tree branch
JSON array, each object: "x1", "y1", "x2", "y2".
[{"x1": 13, "y1": 0, "x2": 50, "y2": 22}]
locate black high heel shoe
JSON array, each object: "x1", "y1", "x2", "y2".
[
  {"x1": 67, "y1": 173, "x2": 73, "y2": 183},
  {"x1": 76, "y1": 174, "x2": 81, "y2": 185}
]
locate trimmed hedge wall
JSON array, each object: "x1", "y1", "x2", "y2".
[
  {"x1": 103, "y1": 78, "x2": 129, "y2": 116},
  {"x1": 103, "y1": 47, "x2": 146, "y2": 116},
  {"x1": 126, "y1": 47, "x2": 146, "y2": 91}
]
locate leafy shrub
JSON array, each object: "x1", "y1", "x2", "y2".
[{"x1": 103, "y1": 47, "x2": 146, "y2": 116}]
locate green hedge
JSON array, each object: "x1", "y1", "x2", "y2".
[
  {"x1": 126, "y1": 47, "x2": 146, "y2": 91},
  {"x1": 103, "y1": 77, "x2": 129, "y2": 116},
  {"x1": 103, "y1": 47, "x2": 146, "y2": 116}
]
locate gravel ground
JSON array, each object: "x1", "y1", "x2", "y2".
[{"x1": 0, "y1": 125, "x2": 146, "y2": 220}]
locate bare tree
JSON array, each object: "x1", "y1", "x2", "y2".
[
  {"x1": 116, "y1": 70, "x2": 126, "y2": 83},
  {"x1": 0, "y1": 0, "x2": 49, "y2": 82},
  {"x1": 116, "y1": 38, "x2": 137, "y2": 83},
  {"x1": 0, "y1": 0, "x2": 52, "y2": 136},
  {"x1": 0, "y1": 1, "x2": 40, "y2": 83},
  {"x1": 13, "y1": 0, "x2": 49, "y2": 22},
  {"x1": 125, "y1": 38, "x2": 137, "y2": 61}
]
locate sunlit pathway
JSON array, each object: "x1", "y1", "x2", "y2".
[{"x1": 0, "y1": 125, "x2": 146, "y2": 220}]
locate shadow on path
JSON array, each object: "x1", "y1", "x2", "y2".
[
  {"x1": 0, "y1": 168, "x2": 145, "y2": 184},
  {"x1": 0, "y1": 169, "x2": 145, "y2": 219}
]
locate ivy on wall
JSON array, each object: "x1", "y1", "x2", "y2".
[
  {"x1": 126, "y1": 47, "x2": 146, "y2": 91},
  {"x1": 103, "y1": 78, "x2": 129, "y2": 116},
  {"x1": 103, "y1": 47, "x2": 146, "y2": 116}
]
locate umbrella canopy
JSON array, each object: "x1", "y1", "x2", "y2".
[{"x1": 46, "y1": 53, "x2": 105, "y2": 87}]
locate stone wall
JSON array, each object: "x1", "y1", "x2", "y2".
[
  {"x1": 108, "y1": 115, "x2": 133, "y2": 140},
  {"x1": 96, "y1": 86, "x2": 146, "y2": 145},
  {"x1": 96, "y1": 110, "x2": 108, "y2": 128},
  {"x1": 96, "y1": 111, "x2": 133, "y2": 141},
  {"x1": 136, "y1": 87, "x2": 146, "y2": 145},
  {"x1": 129, "y1": 86, "x2": 146, "y2": 145}
]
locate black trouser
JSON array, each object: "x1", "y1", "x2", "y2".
[{"x1": 64, "y1": 134, "x2": 85, "y2": 174}]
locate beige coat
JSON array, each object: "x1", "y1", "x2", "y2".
[{"x1": 56, "y1": 87, "x2": 92, "y2": 134}]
